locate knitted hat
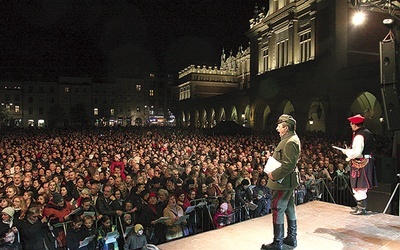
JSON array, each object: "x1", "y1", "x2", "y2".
[
  {"x1": 134, "y1": 224, "x2": 144, "y2": 233},
  {"x1": 2, "y1": 207, "x2": 15, "y2": 218},
  {"x1": 241, "y1": 178, "x2": 250, "y2": 186},
  {"x1": 220, "y1": 202, "x2": 228, "y2": 212},
  {"x1": 52, "y1": 192, "x2": 64, "y2": 204},
  {"x1": 147, "y1": 192, "x2": 157, "y2": 201}
]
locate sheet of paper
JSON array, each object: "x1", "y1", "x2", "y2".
[
  {"x1": 105, "y1": 231, "x2": 119, "y2": 244},
  {"x1": 155, "y1": 217, "x2": 170, "y2": 224},
  {"x1": 185, "y1": 205, "x2": 196, "y2": 214},
  {"x1": 174, "y1": 215, "x2": 189, "y2": 225},
  {"x1": 79, "y1": 235, "x2": 95, "y2": 248},
  {"x1": 264, "y1": 157, "x2": 282, "y2": 173}
]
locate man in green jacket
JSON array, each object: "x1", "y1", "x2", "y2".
[{"x1": 261, "y1": 114, "x2": 301, "y2": 250}]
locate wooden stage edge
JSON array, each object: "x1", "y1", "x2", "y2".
[{"x1": 157, "y1": 200, "x2": 400, "y2": 250}]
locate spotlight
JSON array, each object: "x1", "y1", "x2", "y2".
[
  {"x1": 383, "y1": 18, "x2": 395, "y2": 29},
  {"x1": 352, "y1": 11, "x2": 366, "y2": 26}
]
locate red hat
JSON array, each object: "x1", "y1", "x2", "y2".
[
  {"x1": 148, "y1": 192, "x2": 157, "y2": 200},
  {"x1": 347, "y1": 114, "x2": 365, "y2": 124}
]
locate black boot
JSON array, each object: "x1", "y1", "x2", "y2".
[
  {"x1": 261, "y1": 224, "x2": 284, "y2": 250},
  {"x1": 283, "y1": 220, "x2": 297, "y2": 247},
  {"x1": 351, "y1": 199, "x2": 367, "y2": 215}
]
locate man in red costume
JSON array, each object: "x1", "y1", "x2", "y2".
[{"x1": 342, "y1": 114, "x2": 378, "y2": 215}]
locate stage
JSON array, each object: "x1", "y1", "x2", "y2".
[{"x1": 157, "y1": 201, "x2": 400, "y2": 250}]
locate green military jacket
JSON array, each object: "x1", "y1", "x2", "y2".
[{"x1": 267, "y1": 130, "x2": 301, "y2": 190}]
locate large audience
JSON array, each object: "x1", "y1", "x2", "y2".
[{"x1": 0, "y1": 127, "x2": 393, "y2": 250}]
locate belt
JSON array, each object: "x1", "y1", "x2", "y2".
[{"x1": 356, "y1": 155, "x2": 372, "y2": 159}]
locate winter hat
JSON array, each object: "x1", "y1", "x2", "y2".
[
  {"x1": 2, "y1": 207, "x2": 15, "y2": 218},
  {"x1": 52, "y1": 192, "x2": 64, "y2": 204},
  {"x1": 147, "y1": 192, "x2": 157, "y2": 201},
  {"x1": 175, "y1": 188, "x2": 185, "y2": 198},
  {"x1": 134, "y1": 224, "x2": 144, "y2": 233},
  {"x1": 220, "y1": 202, "x2": 228, "y2": 212}
]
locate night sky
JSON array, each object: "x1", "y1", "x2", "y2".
[{"x1": 0, "y1": 0, "x2": 261, "y2": 79}]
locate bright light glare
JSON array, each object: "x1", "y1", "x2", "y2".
[{"x1": 352, "y1": 11, "x2": 366, "y2": 26}]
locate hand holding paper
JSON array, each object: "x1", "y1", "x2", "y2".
[
  {"x1": 264, "y1": 157, "x2": 282, "y2": 174},
  {"x1": 264, "y1": 157, "x2": 284, "y2": 183}
]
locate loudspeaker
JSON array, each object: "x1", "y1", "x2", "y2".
[
  {"x1": 381, "y1": 83, "x2": 400, "y2": 131},
  {"x1": 380, "y1": 40, "x2": 397, "y2": 84}
]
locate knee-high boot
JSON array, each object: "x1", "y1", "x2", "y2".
[
  {"x1": 283, "y1": 220, "x2": 297, "y2": 247},
  {"x1": 261, "y1": 224, "x2": 284, "y2": 250},
  {"x1": 351, "y1": 199, "x2": 367, "y2": 215}
]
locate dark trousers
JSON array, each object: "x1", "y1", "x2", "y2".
[{"x1": 271, "y1": 189, "x2": 296, "y2": 224}]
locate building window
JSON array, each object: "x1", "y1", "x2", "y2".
[
  {"x1": 179, "y1": 85, "x2": 191, "y2": 100},
  {"x1": 29, "y1": 107, "x2": 33, "y2": 115},
  {"x1": 262, "y1": 47, "x2": 269, "y2": 72},
  {"x1": 110, "y1": 109, "x2": 115, "y2": 116},
  {"x1": 94, "y1": 108, "x2": 98, "y2": 115},
  {"x1": 149, "y1": 89, "x2": 154, "y2": 96},
  {"x1": 39, "y1": 107, "x2": 44, "y2": 115},
  {"x1": 75, "y1": 87, "x2": 79, "y2": 93},
  {"x1": 136, "y1": 106, "x2": 140, "y2": 113},
  {"x1": 136, "y1": 84, "x2": 142, "y2": 91},
  {"x1": 28, "y1": 86, "x2": 33, "y2": 92},
  {"x1": 277, "y1": 39, "x2": 288, "y2": 68},
  {"x1": 299, "y1": 30, "x2": 312, "y2": 63},
  {"x1": 65, "y1": 87, "x2": 69, "y2": 93},
  {"x1": 50, "y1": 87, "x2": 54, "y2": 93},
  {"x1": 14, "y1": 95, "x2": 20, "y2": 101},
  {"x1": 94, "y1": 98, "x2": 98, "y2": 104},
  {"x1": 28, "y1": 97, "x2": 33, "y2": 103},
  {"x1": 15, "y1": 106, "x2": 20, "y2": 113},
  {"x1": 39, "y1": 86, "x2": 44, "y2": 92}
]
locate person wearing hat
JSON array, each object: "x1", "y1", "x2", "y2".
[
  {"x1": 340, "y1": 114, "x2": 378, "y2": 215},
  {"x1": 124, "y1": 223, "x2": 148, "y2": 250},
  {"x1": 212, "y1": 202, "x2": 231, "y2": 229},
  {"x1": 0, "y1": 207, "x2": 15, "y2": 238},
  {"x1": 234, "y1": 178, "x2": 253, "y2": 221},
  {"x1": 43, "y1": 192, "x2": 74, "y2": 249},
  {"x1": 110, "y1": 154, "x2": 126, "y2": 180},
  {"x1": 138, "y1": 192, "x2": 166, "y2": 244},
  {"x1": 261, "y1": 114, "x2": 301, "y2": 250}
]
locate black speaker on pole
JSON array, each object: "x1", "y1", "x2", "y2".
[
  {"x1": 380, "y1": 39, "x2": 396, "y2": 84},
  {"x1": 380, "y1": 35, "x2": 400, "y2": 131},
  {"x1": 381, "y1": 84, "x2": 400, "y2": 130}
]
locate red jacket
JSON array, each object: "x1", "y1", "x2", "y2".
[{"x1": 43, "y1": 201, "x2": 74, "y2": 223}]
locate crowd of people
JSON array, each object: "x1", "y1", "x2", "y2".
[{"x1": 0, "y1": 127, "x2": 393, "y2": 250}]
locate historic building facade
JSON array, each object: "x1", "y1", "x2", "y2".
[
  {"x1": 0, "y1": 74, "x2": 174, "y2": 128},
  {"x1": 176, "y1": 0, "x2": 392, "y2": 135}
]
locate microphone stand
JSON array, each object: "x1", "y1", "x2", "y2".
[{"x1": 383, "y1": 173, "x2": 400, "y2": 215}]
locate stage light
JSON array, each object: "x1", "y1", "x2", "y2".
[
  {"x1": 352, "y1": 11, "x2": 366, "y2": 26},
  {"x1": 383, "y1": 18, "x2": 395, "y2": 29}
]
